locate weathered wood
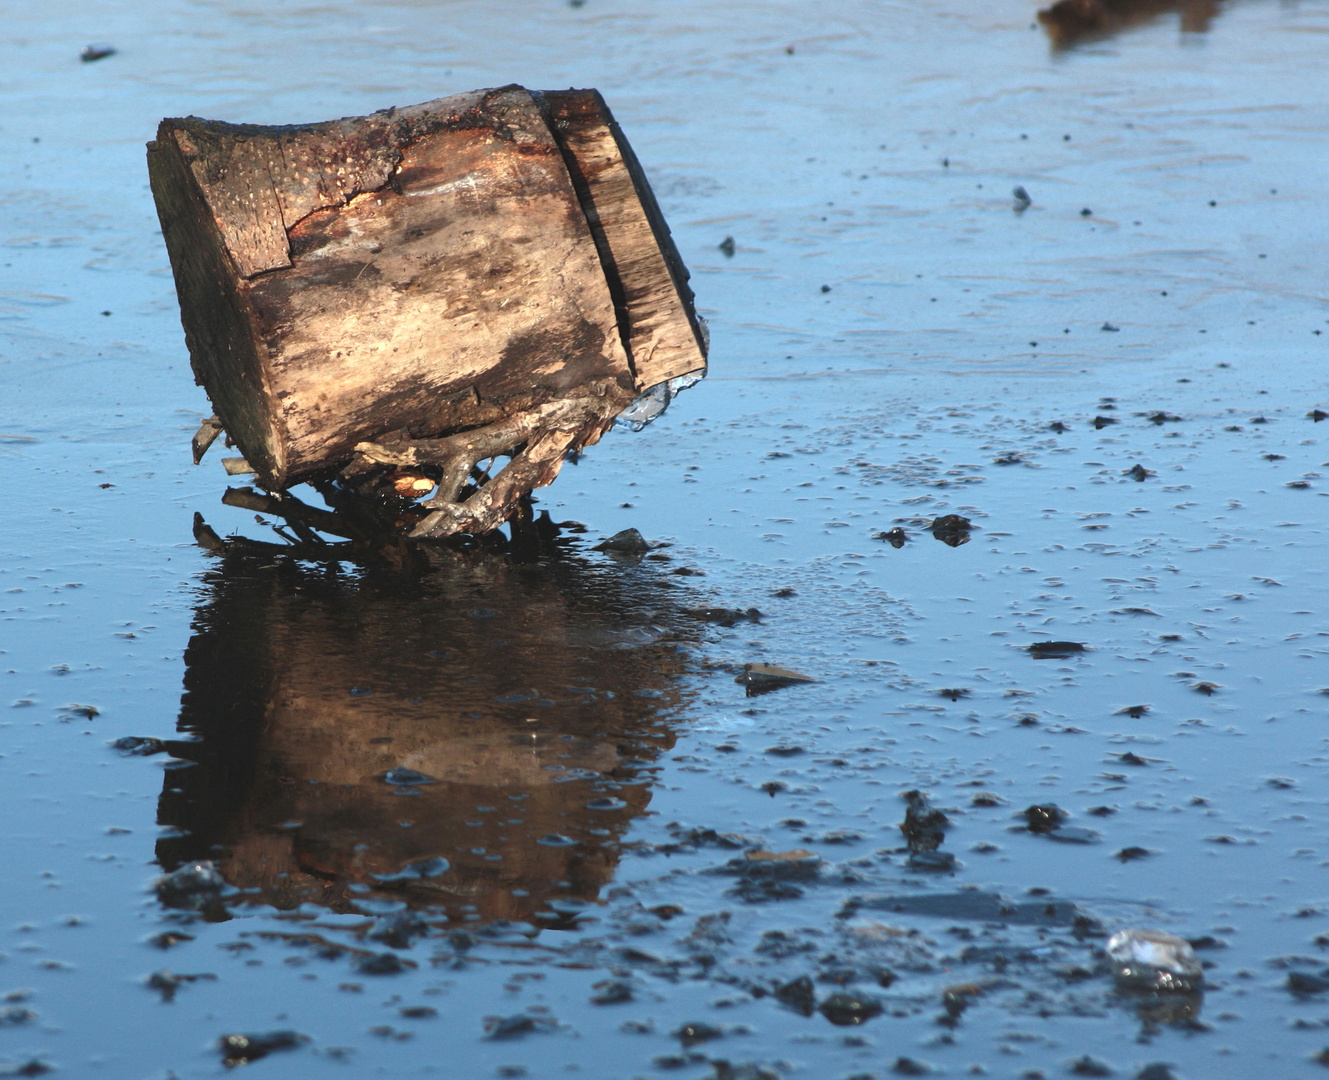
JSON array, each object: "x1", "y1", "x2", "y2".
[
  {"x1": 541, "y1": 89, "x2": 707, "y2": 389},
  {"x1": 148, "y1": 85, "x2": 707, "y2": 533}
]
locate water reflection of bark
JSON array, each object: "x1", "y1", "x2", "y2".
[
  {"x1": 156, "y1": 547, "x2": 694, "y2": 923},
  {"x1": 1038, "y1": 0, "x2": 1222, "y2": 48}
]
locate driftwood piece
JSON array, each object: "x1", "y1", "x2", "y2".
[{"x1": 148, "y1": 85, "x2": 706, "y2": 535}]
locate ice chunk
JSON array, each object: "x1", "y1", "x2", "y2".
[{"x1": 1106, "y1": 929, "x2": 1202, "y2": 992}]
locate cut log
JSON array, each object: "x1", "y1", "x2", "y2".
[{"x1": 147, "y1": 85, "x2": 706, "y2": 533}]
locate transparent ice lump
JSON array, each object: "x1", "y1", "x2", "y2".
[
  {"x1": 615, "y1": 368, "x2": 706, "y2": 432},
  {"x1": 1105, "y1": 929, "x2": 1202, "y2": 992}
]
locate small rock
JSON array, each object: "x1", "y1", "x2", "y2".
[
  {"x1": 718, "y1": 236, "x2": 736, "y2": 257},
  {"x1": 1101, "y1": 322, "x2": 1120, "y2": 331},
  {"x1": 1289, "y1": 970, "x2": 1329, "y2": 995},
  {"x1": 818, "y1": 992, "x2": 883, "y2": 1026},
  {"x1": 484, "y1": 1013, "x2": 556, "y2": 1039},
  {"x1": 930, "y1": 515, "x2": 974, "y2": 546},
  {"x1": 874, "y1": 527, "x2": 908, "y2": 548},
  {"x1": 80, "y1": 44, "x2": 116, "y2": 62},
  {"x1": 217, "y1": 1030, "x2": 308, "y2": 1066},
  {"x1": 1027, "y1": 640, "x2": 1086, "y2": 659},
  {"x1": 1115, "y1": 847, "x2": 1152, "y2": 862},
  {"x1": 900, "y1": 790, "x2": 949, "y2": 853},
  {"x1": 355, "y1": 952, "x2": 409, "y2": 976},
  {"x1": 892, "y1": 1058, "x2": 932, "y2": 1076},
  {"x1": 1022, "y1": 804, "x2": 1067, "y2": 835},
  {"x1": 593, "y1": 528, "x2": 651, "y2": 555},
  {"x1": 674, "y1": 1021, "x2": 724, "y2": 1047},
  {"x1": 1068, "y1": 1056, "x2": 1113, "y2": 1076},
  {"x1": 590, "y1": 979, "x2": 633, "y2": 1005},
  {"x1": 1012, "y1": 185, "x2": 1032, "y2": 210},
  {"x1": 1123, "y1": 464, "x2": 1154, "y2": 481},
  {"x1": 1135, "y1": 1066, "x2": 1178, "y2": 1080},
  {"x1": 735, "y1": 663, "x2": 815, "y2": 696},
  {"x1": 774, "y1": 975, "x2": 816, "y2": 1015}
]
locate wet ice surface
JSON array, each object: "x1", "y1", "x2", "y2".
[{"x1": 3, "y1": 0, "x2": 1329, "y2": 1077}]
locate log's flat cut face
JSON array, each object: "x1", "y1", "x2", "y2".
[{"x1": 246, "y1": 95, "x2": 633, "y2": 480}]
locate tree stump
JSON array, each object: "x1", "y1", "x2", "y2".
[{"x1": 147, "y1": 85, "x2": 706, "y2": 536}]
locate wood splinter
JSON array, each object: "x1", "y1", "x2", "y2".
[{"x1": 148, "y1": 85, "x2": 706, "y2": 538}]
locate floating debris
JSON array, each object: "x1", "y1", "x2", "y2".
[
  {"x1": 718, "y1": 236, "x2": 736, "y2": 257},
  {"x1": 1123, "y1": 464, "x2": 1154, "y2": 481},
  {"x1": 80, "y1": 44, "x2": 117, "y2": 62},
  {"x1": 1105, "y1": 929, "x2": 1202, "y2": 992},
  {"x1": 1012, "y1": 185, "x2": 1032, "y2": 211}
]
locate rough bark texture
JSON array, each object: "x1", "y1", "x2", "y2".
[{"x1": 148, "y1": 85, "x2": 707, "y2": 515}]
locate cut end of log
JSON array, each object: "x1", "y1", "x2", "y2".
[{"x1": 149, "y1": 85, "x2": 707, "y2": 537}]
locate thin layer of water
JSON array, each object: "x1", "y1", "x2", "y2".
[{"x1": 2, "y1": 1, "x2": 1328, "y2": 1077}]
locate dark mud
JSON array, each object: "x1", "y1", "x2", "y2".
[{"x1": 3, "y1": 1, "x2": 1329, "y2": 1077}]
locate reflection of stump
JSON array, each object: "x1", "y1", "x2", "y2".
[
  {"x1": 157, "y1": 546, "x2": 693, "y2": 922},
  {"x1": 147, "y1": 85, "x2": 706, "y2": 535}
]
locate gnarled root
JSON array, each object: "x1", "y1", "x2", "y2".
[{"x1": 351, "y1": 395, "x2": 624, "y2": 539}]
